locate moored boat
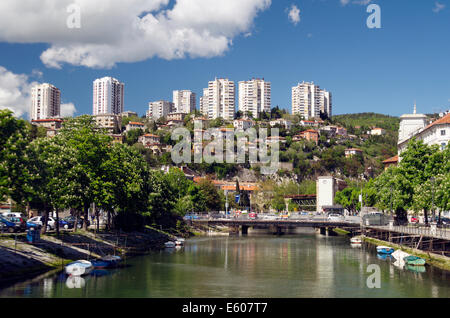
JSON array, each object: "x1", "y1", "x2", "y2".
[
  {"x1": 403, "y1": 255, "x2": 426, "y2": 266},
  {"x1": 350, "y1": 236, "x2": 362, "y2": 244},
  {"x1": 175, "y1": 238, "x2": 185, "y2": 246},
  {"x1": 91, "y1": 255, "x2": 122, "y2": 269},
  {"x1": 392, "y1": 249, "x2": 410, "y2": 261},
  {"x1": 376, "y1": 246, "x2": 394, "y2": 254},
  {"x1": 164, "y1": 241, "x2": 176, "y2": 248},
  {"x1": 65, "y1": 260, "x2": 94, "y2": 276}
]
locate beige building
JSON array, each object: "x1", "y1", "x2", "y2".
[
  {"x1": 94, "y1": 114, "x2": 122, "y2": 133},
  {"x1": 138, "y1": 133, "x2": 160, "y2": 145},
  {"x1": 238, "y1": 78, "x2": 271, "y2": 117},
  {"x1": 201, "y1": 78, "x2": 235, "y2": 120},
  {"x1": 30, "y1": 83, "x2": 61, "y2": 120},
  {"x1": 125, "y1": 121, "x2": 145, "y2": 132}
]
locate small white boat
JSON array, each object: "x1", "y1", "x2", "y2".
[
  {"x1": 175, "y1": 238, "x2": 185, "y2": 246},
  {"x1": 376, "y1": 246, "x2": 394, "y2": 254},
  {"x1": 392, "y1": 250, "x2": 410, "y2": 261},
  {"x1": 350, "y1": 236, "x2": 362, "y2": 244},
  {"x1": 164, "y1": 241, "x2": 176, "y2": 248},
  {"x1": 65, "y1": 260, "x2": 93, "y2": 276}
]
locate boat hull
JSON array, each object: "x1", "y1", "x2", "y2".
[
  {"x1": 376, "y1": 246, "x2": 394, "y2": 254},
  {"x1": 65, "y1": 260, "x2": 93, "y2": 276},
  {"x1": 403, "y1": 256, "x2": 426, "y2": 266}
]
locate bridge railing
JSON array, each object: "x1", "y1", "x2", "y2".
[{"x1": 367, "y1": 224, "x2": 450, "y2": 240}]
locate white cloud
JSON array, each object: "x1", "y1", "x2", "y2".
[
  {"x1": 288, "y1": 5, "x2": 301, "y2": 26},
  {"x1": 340, "y1": 0, "x2": 351, "y2": 5},
  {"x1": 61, "y1": 103, "x2": 77, "y2": 117},
  {"x1": 0, "y1": 0, "x2": 271, "y2": 69},
  {"x1": 0, "y1": 66, "x2": 36, "y2": 118},
  {"x1": 432, "y1": 2, "x2": 445, "y2": 13}
]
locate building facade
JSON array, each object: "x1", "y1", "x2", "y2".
[
  {"x1": 398, "y1": 112, "x2": 450, "y2": 154},
  {"x1": 292, "y1": 82, "x2": 332, "y2": 120},
  {"x1": 147, "y1": 100, "x2": 174, "y2": 120},
  {"x1": 30, "y1": 83, "x2": 61, "y2": 120},
  {"x1": 93, "y1": 114, "x2": 122, "y2": 134},
  {"x1": 173, "y1": 90, "x2": 196, "y2": 114},
  {"x1": 201, "y1": 78, "x2": 235, "y2": 120},
  {"x1": 238, "y1": 78, "x2": 271, "y2": 117},
  {"x1": 93, "y1": 77, "x2": 124, "y2": 115},
  {"x1": 316, "y1": 176, "x2": 347, "y2": 213}
]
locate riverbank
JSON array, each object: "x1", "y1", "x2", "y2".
[
  {"x1": 362, "y1": 236, "x2": 450, "y2": 271},
  {"x1": 0, "y1": 227, "x2": 171, "y2": 288}
]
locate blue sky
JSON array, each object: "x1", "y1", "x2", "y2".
[{"x1": 0, "y1": 0, "x2": 449, "y2": 118}]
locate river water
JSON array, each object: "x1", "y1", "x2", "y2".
[{"x1": 1, "y1": 232, "x2": 449, "y2": 298}]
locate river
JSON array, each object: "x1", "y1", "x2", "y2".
[{"x1": 1, "y1": 231, "x2": 449, "y2": 298}]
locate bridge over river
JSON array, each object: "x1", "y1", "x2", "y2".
[{"x1": 190, "y1": 217, "x2": 361, "y2": 235}]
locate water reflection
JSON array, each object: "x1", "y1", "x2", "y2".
[
  {"x1": 66, "y1": 276, "x2": 85, "y2": 289},
  {"x1": 0, "y1": 235, "x2": 449, "y2": 298}
]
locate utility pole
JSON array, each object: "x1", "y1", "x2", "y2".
[
  {"x1": 225, "y1": 190, "x2": 228, "y2": 219},
  {"x1": 431, "y1": 177, "x2": 436, "y2": 222}
]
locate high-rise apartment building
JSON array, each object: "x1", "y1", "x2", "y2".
[
  {"x1": 238, "y1": 78, "x2": 271, "y2": 117},
  {"x1": 147, "y1": 100, "x2": 174, "y2": 120},
  {"x1": 292, "y1": 82, "x2": 332, "y2": 119},
  {"x1": 93, "y1": 77, "x2": 124, "y2": 115},
  {"x1": 173, "y1": 90, "x2": 196, "y2": 114},
  {"x1": 30, "y1": 83, "x2": 61, "y2": 120},
  {"x1": 199, "y1": 88, "x2": 209, "y2": 117},
  {"x1": 201, "y1": 78, "x2": 235, "y2": 120}
]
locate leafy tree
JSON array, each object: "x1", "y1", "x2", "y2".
[
  {"x1": 197, "y1": 178, "x2": 222, "y2": 211},
  {"x1": 125, "y1": 128, "x2": 144, "y2": 146},
  {"x1": 0, "y1": 110, "x2": 31, "y2": 204}
]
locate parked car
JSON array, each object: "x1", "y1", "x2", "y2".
[
  {"x1": 0, "y1": 216, "x2": 19, "y2": 233},
  {"x1": 5, "y1": 216, "x2": 27, "y2": 232},
  {"x1": 62, "y1": 216, "x2": 90, "y2": 229},
  {"x1": 410, "y1": 217, "x2": 419, "y2": 223},
  {"x1": 327, "y1": 214, "x2": 344, "y2": 221},
  {"x1": 1, "y1": 212, "x2": 26, "y2": 219},
  {"x1": 27, "y1": 216, "x2": 56, "y2": 231}
]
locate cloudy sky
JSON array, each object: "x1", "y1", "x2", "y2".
[{"x1": 0, "y1": 0, "x2": 448, "y2": 118}]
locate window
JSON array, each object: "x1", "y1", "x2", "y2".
[
  {"x1": 441, "y1": 130, "x2": 446, "y2": 136},
  {"x1": 441, "y1": 143, "x2": 447, "y2": 150}
]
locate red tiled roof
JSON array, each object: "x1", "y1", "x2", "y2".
[
  {"x1": 382, "y1": 155, "x2": 398, "y2": 164},
  {"x1": 424, "y1": 113, "x2": 450, "y2": 130},
  {"x1": 302, "y1": 129, "x2": 318, "y2": 133},
  {"x1": 128, "y1": 122, "x2": 144, "y2": 125},
  {"x1": 31, "y1": 119, "x2": 63, "y2": 123}
]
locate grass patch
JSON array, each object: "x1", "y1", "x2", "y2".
[{"x1": 333, "y1": 228, "x2": 350, "y2": 236}]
